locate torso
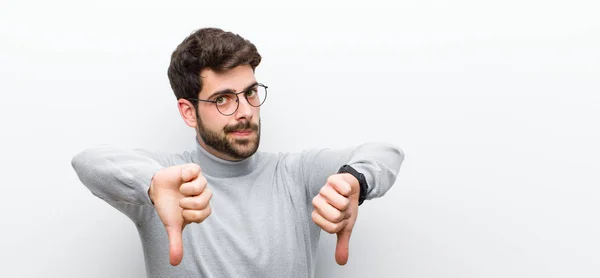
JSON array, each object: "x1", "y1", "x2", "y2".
[{"x1": 136, "y1": 152, "x2": 321, "y2": 278}]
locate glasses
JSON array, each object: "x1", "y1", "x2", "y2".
[{"x1": 187, "y1": 83, "x2": 268, "y2": 116}]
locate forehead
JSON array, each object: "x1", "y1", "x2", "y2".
[{"x1": 198, "y1": 65, "x2": 256, "y2": 98}]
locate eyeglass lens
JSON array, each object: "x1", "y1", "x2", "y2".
[{"x1": 214, "y1": 86, "x2": 267, "y2": 115}]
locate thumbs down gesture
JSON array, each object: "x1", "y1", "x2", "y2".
[{"x1": 311, "y1": 173, "x2": 360, "y2": 265}]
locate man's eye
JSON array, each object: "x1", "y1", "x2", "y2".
[
  {"x1": 215, "y1": 96, "x2": 228, "y2": 104},
  {"x1": 246, "y1": 90, "x2": 256, "y2": 97}
]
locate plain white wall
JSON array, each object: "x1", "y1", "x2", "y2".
[{"x1": 1, "y1": 0, "x2": 599, "y2": 277}]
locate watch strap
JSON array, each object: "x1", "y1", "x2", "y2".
[{"x1": 337, "y1": 164, "x2": 368, "y2": 205}]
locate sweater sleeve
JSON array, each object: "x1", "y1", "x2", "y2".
[
  {"x1": 299, "y1": 142, "x2": 405, "y2": 203},
  {"x1": 70, "y1": 145, "x2": 188, "y2": 221}
]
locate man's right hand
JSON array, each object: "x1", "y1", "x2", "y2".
[{"x1": 149, "y1": 163, "x2": 213, "y2": 266}]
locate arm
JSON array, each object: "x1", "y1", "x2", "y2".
[
  {"x1": 72, "y1": 145, "x2": 212, "y2": 265},
  {"x1": 300, "y1": 142, "x2": 405, "y2": 265},
  {"x1": 70, "y1": 145, "x2": 187, "y2": 220},
  {"x1": 300, "y1": 142, "x2": 405, "y2": 203}
]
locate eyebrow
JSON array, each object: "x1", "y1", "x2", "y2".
[{"x1": 206, "y1": 81, "x2": 259, "y2": 100}]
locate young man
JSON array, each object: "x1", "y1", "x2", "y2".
[{"x1": 71, "y1": 27, "x2": 405, "y2": 277}]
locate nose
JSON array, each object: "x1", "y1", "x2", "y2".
[{"x1": 234, "y1": 94, "x2": 253, "y2": 120}]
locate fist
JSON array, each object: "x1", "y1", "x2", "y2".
[
  {"x1": 312, "y1": 173, "x2": 360, "y2": 265},
  {"x1": 149, "y1": 163, "x2": 213, "y2": 266}
]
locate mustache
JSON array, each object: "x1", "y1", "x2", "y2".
[{"x1": 224, "y1": 121, "x2": 259, "y2": 133}]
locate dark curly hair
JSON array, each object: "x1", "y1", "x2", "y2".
[{"x1": 167, "y1": 27, "x2": 262, "y2": 102}]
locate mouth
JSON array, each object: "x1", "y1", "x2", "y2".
[{"x1": 229, "y1": 129, "x2": 253, "y2": 136}]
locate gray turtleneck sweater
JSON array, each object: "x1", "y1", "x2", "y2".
[{"x1": 71, "y1": 139, "x2": 405, "y2": 277}]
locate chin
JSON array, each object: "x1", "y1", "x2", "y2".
[{"x1": 231, "y1": 136, "x2": 260, "y2": 157}]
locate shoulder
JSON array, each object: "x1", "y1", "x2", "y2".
[
  {"x1": 135, "y1": 147, "x2": 195, "y2": 165},
  {"x1": 72, "y1": 144, "x2": 196, "y2": 167}
]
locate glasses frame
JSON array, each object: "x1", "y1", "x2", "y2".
[{"x1": 186, "y1": 83, "x2": 268, "y2": 116}]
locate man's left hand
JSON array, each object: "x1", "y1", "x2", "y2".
[{"x1": 312, "y1": 173, "x2": 360, "y2": 265}]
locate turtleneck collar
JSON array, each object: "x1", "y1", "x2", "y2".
[{"x1": 191, "y1": 137, "x2": 259, "y2": 178}]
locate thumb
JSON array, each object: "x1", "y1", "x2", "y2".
[
  {"x1": 335, "y1": 228, "x2": 352, "y2": 265},
  {"x1": 166, "y1": 224, "x2": 184, "y2": 266}
]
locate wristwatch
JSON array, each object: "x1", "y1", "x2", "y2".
[{"x1": 337, "y1": 164, "x2": 368, "y2": 205}]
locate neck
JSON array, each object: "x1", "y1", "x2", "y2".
[{"x1": 192, "y1": 136, "x2": 258, "y2": 178}]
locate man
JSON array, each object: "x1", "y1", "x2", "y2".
[{"x1": 71, "y1": 27, "x2": 405, "y2": 277}]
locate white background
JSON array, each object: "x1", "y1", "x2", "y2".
[{"x1": 1, "y1": 0, "x2": 599, "y2": 277}]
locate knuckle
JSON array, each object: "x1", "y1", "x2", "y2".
[
  {"x1": 325, "y1": 223, "x2": 338, "y2": 234},
  {"x1": 180, "y1": 199, "x2": 187, "y2": 208},
  {"x1": 192, "y1": 182, "x2": 202, "y2": 194},
  {"x1": 179, "y1": 183, "x2": 188, "y2": 194},
  {"x1": 326, "y1": 175, "x2": 337, "y2": 185},
  {"x1": 342, "y1": 198, "x2": 351, "y2": 209},
  {"x1": 192, "y1": 210, "x2": 206, "y2": 223},
  {"x1": 193, "y1": 197, "x2": 204, "y2": 209},
  {"x1": 311, "y1": 211, "x2": 323, "y2": 225},
  {"x1": 312, "y1": 196, "x2": 320, "y2": 207},
  {"x1": 199, "y1": 176, "x2": 208, "y2": 186},
  {"x1": 192, "y1": 217, "x2": 203, "y2": 224},
  {"x1": 339, "y1": 182, "x2": 350, "y2": 195},
  {"x1": 204, "y1": 186, "x2": 212, "y2": 197},
  {"x1": 187, "y1": 210, "x2": 197, "y2": 221},
  {"x1": 190, "y1": 163, "x2": 201, "y2": 172},
  {"x1": 319, "y1": 185, "x2": 329, "y2": 195},
  {"x1": 311, "y1": 210, "x2": 318, "y2": 221},
  {"x1": 182, "y1": 210, "x2": 196, "y2": 221},
  {"x1": 333, "y1": 211, "x2": 344, "y2": 222},
  {"x1": 181, "y1": 210, "x2": 191, "y2": 221}
]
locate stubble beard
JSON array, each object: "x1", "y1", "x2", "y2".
[{"x1": 196, "y1": 114, "x2": 261, "y2": 161}]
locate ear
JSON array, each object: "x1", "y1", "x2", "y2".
[{"x1": 177, "y1": 99, "x2": 198, "y2": 128}]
